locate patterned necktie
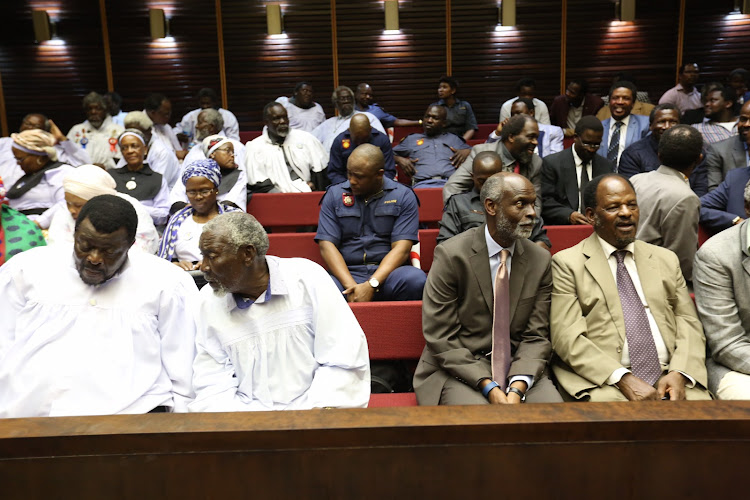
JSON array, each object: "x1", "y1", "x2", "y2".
[
  {"x1": 614, "y1": 250, "x2": 661, "y2": 385},
  {"x1": 607, "y1": 121, "x2": 623, "y2": 169},
  {"x1": 491, "y1": 249, "x2": 511, "y2": 388},
  {"x1": 579, "y1": 162, "x2": 589, "y2": 211}
]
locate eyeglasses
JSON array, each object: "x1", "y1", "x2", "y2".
[
  {"x1": 214, "y1": 148, "x2": 234, "y2": 156},
  {"x1": 186, "y1": 188, "x2": 214, "y2": 197},
  {"x1": 577, "y1": 140, "x2": 601, "y2": 149}
]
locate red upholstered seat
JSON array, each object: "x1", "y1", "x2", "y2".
[
  {"x1": 349, "y1": 301, "x2": 425, "y2": 360},
  {"x1": 238, "y1": 130, "x2": 261, "y2": 143},
  {"x1": 546, "y1": 225, "x2": 594, "y2": 254}
]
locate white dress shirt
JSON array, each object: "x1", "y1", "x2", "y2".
[
  {"x1": 276, "y1": 96, "x2": 327, "y2": 132},
  {"x1": 0, "y1": 246, "x2": 198, "y2": 417},
  {"x1": 607, "y1": 114, "x2": 631, "y2": 165},
  {"x1": 571, "y1": 146, "x2": 593, "y2": 211},
  {"x1": 189, "y1": 256, "x2": 371, "y2": 412}
]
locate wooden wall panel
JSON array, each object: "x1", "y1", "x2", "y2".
[
  {"x1": 105, "y1": 0, "x2": 220, "y2": 130},
  {"x1": 221, "y1": 0, "x2": 335, "y2": 131},
  {"x1": 0, "y1": 1, "x2": 108, "y2": 133},
  {"x1": 683, "y1": 0, "x2": 750, "y2": 87},
  {"x1": 451, "y1": 0, "x2": 562, "y2": 125},
  {"x1": 336, "y1": 0, "x2": 446, "y2": 124},
  {"x1": 565, "y1": 0, "x2": 681, "y2": 104}
]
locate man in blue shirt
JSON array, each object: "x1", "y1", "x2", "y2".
[
  {"x1": 393, "y1": 104, "x2": 471, "y2": 187},
  {"x1": 354, "y1": 83, "x2": 420, "y2": 130},
  {"x1": 316, "y1": 144, "x2": 426, "y2": 302},
  {"x1": 327, "y1": 114, "x2": 396, "y2": 185}
]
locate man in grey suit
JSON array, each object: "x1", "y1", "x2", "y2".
[
  {"x1": 694, "y1": 186, "x2": 750, "y2": 399},
  {"x1": 541, "y1": 116, "x2": 614, "y2": 225},
  {"x1": 597, "y1": 81, "x2": 650, "y2": 171},
  {"x1": 705, "y1": 100, "x2": 750, "y2": 191},
  {"x1": 630, "y1": 125, "x2": 703, "y2": 282},
  {"x1": 414, "y1": 172, "x2": 562, "y2": 405},
  {"x1": 442, "y1": 114, "x2": 542, "y2": 215}
]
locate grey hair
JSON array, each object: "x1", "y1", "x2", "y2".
[
  {"x1": 199, "y1": 108, "x2": 224, "y2": 131},
  {"x1": 480, "y1": 174, "x2": 506, "y2": 205},
  {"x1": 203, "y1": 212, "x2": 269, "y2": 257},
  {"x1": 123, "y1": 111, "x2": 153, "y2": 130},
  {"x1": 744, "y1": 179, "x2": 750, "y2": 205},
  {"x1": 82, "y1": 91, "x2": 105, "y2": 110},
  {"x1": 332, "y1": 85, "x2": 354, "y2": 104}
]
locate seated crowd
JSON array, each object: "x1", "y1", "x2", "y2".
[{"x1": 2, "y1": 63, "x2": 750, "y2": 417}]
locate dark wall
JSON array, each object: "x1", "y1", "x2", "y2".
[{"x1": 1, "y1": 0, "x2": 749, "y2": 135}]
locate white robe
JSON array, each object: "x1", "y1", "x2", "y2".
[
  {"x1": 176, "y1": 107, "x2": 240, "y2": 142},
  {"x1": 276, "y1": 96, "x2": 326, "y2": 133},
  {"x1": 0, "y1": 246, "x2": 198, "y2": 418},
  {"x1": 189, "y1": 256, "x2": 370, "y2": 412},
  {"x1": 66, "y1": 116, "x2": 124, "y2": 169}
]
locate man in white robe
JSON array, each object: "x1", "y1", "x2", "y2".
[
  {"x1": 189, "y1": 212, "x2": 370, "y2": 412},
  {"x1": 0, "y1": 195, "x2": 197, "y2": 418},
  {"x1": 67, "y1": 92, "x2": 124, "y2": 169},
  {"x1": 176, "y1": 88, "x2": 240, "y2": 142}
]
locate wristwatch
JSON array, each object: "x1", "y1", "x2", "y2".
[
  {"x1": 368, "y1": 278, "x2": 380, "y2": 291},
  {"x1": 733, "y1": 216, "x2": 742, "y2": 225},
  {"x1": 507, "y1": 386, "x2": 526, "y2": 402}
]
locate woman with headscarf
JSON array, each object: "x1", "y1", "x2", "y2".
[
  {"x1": 0, "y1": 176, "x2": 47, "y2": 266},
  {"x1": 169, "y1": 134, "x2": 247, "y2": 211},
  {"x1": 5, "y1": 129, "x2": 74, "y2": 225},
  {"x1": 47, "y1": 164, "x2": 159, "y2": 254},
  {"x1": 109, "y1": 129, "x2": 170, "y2": 226},
  {"x1": 158, "y1": 159, "x2": 242, "y2": 271}
]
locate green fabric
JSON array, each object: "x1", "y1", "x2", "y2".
[{"x1": 0, "y1": 205, "x2": 46, "y2": 265}]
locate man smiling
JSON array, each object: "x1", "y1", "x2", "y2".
[
  {"x1": 597, "y1": 81, "x2": 649, "y2": 170},
  {"x1": 0, "y1": 195, "x2": 198, "y2": 417}
]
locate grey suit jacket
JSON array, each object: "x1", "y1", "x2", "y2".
[
  {"x1": 693, "y1": 220, "x2": 750, "y2": 394},
  {"x1": 541, "y1": 147, "x2": 614, "y2": 224},
  {"x1": 705, "y1": 136, "x2": 747, "y2": 192},
  {"x1": 442, "y1": 141, "x2": 543, "y2": 215},
  {"x1": 414, "y1": 225, "x2": 553, "y2": 405},
  {"x1": 631, "y1": 165, "x2": 700, "y2": 281}
]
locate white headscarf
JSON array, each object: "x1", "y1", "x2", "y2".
[
  {"x1": 202, "y1": 134, "x2": 232, "y2": 157},
  {"x1": 62, "y1": 164, "x2": 117, "y2": 200}
]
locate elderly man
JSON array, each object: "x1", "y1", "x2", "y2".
[
  {"x1": 694, "y1": 188, "x2": 750, "y2": 399},
  {"x1": 312, "y1": 86, "x2": 385, "y2": 152},
  {"x1": 67, "y1": 91, "x2": 124, "y2": 169},
  {"x1": 597, "y1": 81, "x2": 650, "y2": 170},
  {"x1": 541, "y1": 116, "x2": 614, "y2": 225},
  {"x1": 490, "y1": 97, "x2": 564, "y2": 159},
  {"x1": 443, "y1": 114, "x2": 542, "y2": 214},
  {"x1": 549, "y1": 79, "x2": 605, "y2": 137},
  {"x1": 659, "y1": 63, "x2": 702, "y2": 115},
  {"x1": 415, "y1": 172, "x2": 562, "y2": 405},
  {"x1": 704, "y1": 100, "x2": 750, "y2": 191},
  {"x1": 498, "y1": 78, "x2": 551, "y2": 125},
  {"x1": 177, "y1": 88, "x2": 240, "y2": 142},
  {"x1": 327, "y1": 114, "x2": 395, "y2": 185},
  {"x1": 550, "y1": 174, "x2": 710, "y2": 402},
  {"x1": 189, "y1": 212, "x2": 370, "y2": 411},
  {"x1": 354, "y1": 83, "x2": 420, "y2": 129},
  {"x1": 393, "y1": 104, "x2": 471, "y2": 187},
  {"x1": 316, "y1": 144, "x2": 426, "y2": 302},
  {"x1": 438, "y1": 151, "x2": 551, "y2": 249},
  {"x1": 245, "y1": 102, "x2": 327, "y2": 193},
  {"x1": 144, "y1": 93, "x2": 184, "y2": 157},
  {"x1": 183, "y1": 108, "x2": 246, "y2": 169},
  {"x1": 630, "y1": 125, "x2": 703, "y2": 282},
  {"x1": 0, "y1": 195, "x2": 197, "y2": 417},
  {"x1": 276, "y1": 82, "x2": 326, "y2": 132}
]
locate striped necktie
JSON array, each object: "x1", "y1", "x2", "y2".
[{"x1": 607, "y1": 121, "x2": 624, "y2": 168}]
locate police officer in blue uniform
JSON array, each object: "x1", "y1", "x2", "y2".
[
  {"x1": 394, "y1": 104, "x2": 472, "y2": 188},
  {"x1": 316, "y1": 143, "x2": 426, "y2": 302},
  {"x1": 354, "y1": 83, "x2": 421, "y2": 130},
  {"x1": 327, "y1": 114, "x2": 396, "y2": 185}
]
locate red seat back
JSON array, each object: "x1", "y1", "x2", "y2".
[
  {"x1": 546, "y1": 225, "x2": 594, "y2": 254},
  {"x1": 350, "y1": 301, "x2": 424, "y2": 360}
]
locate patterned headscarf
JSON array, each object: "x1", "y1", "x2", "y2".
[
  {"x1": 182, "y1": 159, "x2": 222, "y2": 188},
  {"x1": 202, "y1": 135, "x2": 232, "y2": 157},
  {"x1": 11, "y1": 129, "x2": 58, "y2": 161},
  {"x1": 157, "y1": 203, "x2": 241, "y2": 262}
]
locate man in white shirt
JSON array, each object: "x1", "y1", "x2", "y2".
[
  {"x1": 312, "y1": 86, "x2": 385, "y2": 152},
  {"x1": 177, "y1": 88, "x2": 241, "y2": 142},
  {"x1": 67, "y1": 92, "x2": 124, "y2": 169},
  {"x1": 498, "y1": 78, "x2": 551, "y2": 125},
  {"x1": 245, "y1": 102, "x2": 328, "y2": 193},
  {"x1": 276, "y1": 82, "x2": 327, "y2": 132},
  {"x1": 144, "y1": 93, "x2": 185, "y2": 159},
  {"x1": 0, "y1": 195, "x2": 198, "y2": 418},
  {"x1": 189, "y1": 212, "x2": 370, "y2": 412},
  {"x1": 489, "y1": 97, "x2": 563, "y2": 158},
  {"x1": 550, "y1": 174, "x2": 710, "y2": 402}
]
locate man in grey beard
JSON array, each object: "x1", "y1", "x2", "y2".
[{"x1": 414, "y1": 172, "x2": 563, "y2": 406}]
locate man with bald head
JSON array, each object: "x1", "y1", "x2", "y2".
[
  {"x1": 354, "y1": 83, "x2": 420, "y2": 129},
  {"x1": 316, "y1": 143, "x2": 426, "y2": 302},
  {"x1": 244, "y1": 102, "x2": 328, "y2": 193},
  {"x1": 415, "y1": 172, "x2": 562, "y2": 406},
  {"x1": 327, "y1": 113, "x2": 395, "y2": 185},
  {"x1": 438, "y1": 151, "x2": 551, "y2": 249}
]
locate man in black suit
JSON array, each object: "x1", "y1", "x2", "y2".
[
  {"x1": 705, "y1": 100, "x2": 750, "y2": 191},
  {"x1": 541, "y1": 116, "x2": 615, "y2": 225}
]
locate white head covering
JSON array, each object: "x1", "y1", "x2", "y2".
[
  {"x1": 202, "y1": 134, "x2": 232, "y2": 157},
  {"x1": 62, "y1": 164, "x2": 117, "y2": 200}
]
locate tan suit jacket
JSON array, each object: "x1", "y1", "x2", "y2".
[
  {"x1": 550, "y1": 233, "x2": 708, "y2": 399},
  {"x1": 414, "y1": 226, "x2": 553, "y2": 405}
]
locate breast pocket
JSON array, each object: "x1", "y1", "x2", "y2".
[
  {"x1": 372, "y1": 204, "x2": 402, "y2": 235},
  {"x1": 334, "y1": 205, "x2": 362, "y2": 238}
]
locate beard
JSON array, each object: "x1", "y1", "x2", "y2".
[
  {"x1": 593, "y1": 214, "x2": 635, "y2": 247},
  {"x1": 496, "y1": 215, "x2": 534, "y2": 241},
  {"x1": 515, "y1": 149, "x2": 533, "y2": 166},
  {"x1": 195, "y1": 128, "x2": 210, "y2": 141}
]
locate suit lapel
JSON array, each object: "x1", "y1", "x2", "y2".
[
  {"x1": 563, "y1": 149, "x2": 580, "y2": 211},
  {"x1": 508, "y1": 240, "x2": 525, "y2": 323},
  {"x1": 470, "y1": 226, "x2": 493, "y2": 313},
  {"x1": 582, "y1": 235, "x2": 626, "y2": 341},
  {"x1": 733, "y1": 140, "x2": 747, "y2": 169},
  {"x1": 633, "y1": 241, "x2": 661, "y2": 316}
]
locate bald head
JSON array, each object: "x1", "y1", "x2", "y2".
[
  {"x1": 348, "y1": 143, "x2": 383, "y2": 173},
  {"x1": 472, "y1": 151, "x2": 503, "y2": 192},
  {"x1": 347, "y1": 144, "x2": 385, "y2": 197},
  {"x1": 349, "y1": 114, "x2": 372, "y2": 145}
]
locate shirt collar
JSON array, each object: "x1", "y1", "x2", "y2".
[
  {"x1": 484, "y1": 224, "x2": 516, "y2": 259},
  {"x1": 231, "y1": 256, "x2": 288, "y2": 310},
  {"x1": 596, "y1": 234, "x2": 635, "y2": 259},
  {"x1": 613, "y1": 114, "x2": 631, "y2": 126},
  {"x1": 571, "y1": 144, "x2": 586, "y2": 167}
]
